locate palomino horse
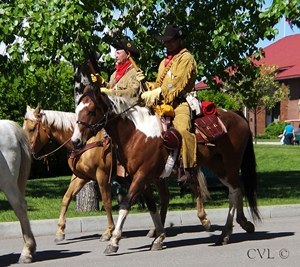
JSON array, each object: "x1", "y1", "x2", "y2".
[
  {"x1": 70, "y1": 87, "x2": 257, "y2": 254},
  {"x1": 23, "y1": 104, "x2": 115, "y2": 242},
  {"x1": 0, "y1": 120, "x2": 36, "y2": 263}
]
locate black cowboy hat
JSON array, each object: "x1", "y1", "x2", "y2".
[
  {"x1": 112, "y1": 39, "x2": 140, "y2": 58},
  {"x1": 155, "y1": 25, "x2": 187, "y2": 42}
]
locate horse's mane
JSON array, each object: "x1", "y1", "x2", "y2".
[
  {"x1": 107, "y1": 94, "x2": 161, "y2": 137},
  {"x1": 25, "y1": 108, "x2": 76, "y2": 132}
]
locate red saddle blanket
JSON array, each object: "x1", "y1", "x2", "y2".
[{"x1": 194, "y1": 113, "x2": 226, "y2": 144}]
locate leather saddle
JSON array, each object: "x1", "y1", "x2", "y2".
[{"x1": 156, "y1": 104, "x2": 227, "y2": 150}]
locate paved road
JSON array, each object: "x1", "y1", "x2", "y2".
[{"x1": 1, "y1": 205, "x2": 300, "y2": 267}]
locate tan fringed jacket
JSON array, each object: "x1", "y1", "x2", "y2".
[
  {"x1": 107, "y1": 66, "x2": 140, "y2": 98},
  {"x1": 147, "y1": 49, "x2": 197, "y2": 107}
]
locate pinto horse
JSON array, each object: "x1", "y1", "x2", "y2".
[
  {"x1": 23, "y1": 104, "x2": 173, "y2": 241},
  {"x1": 70, "y1": 86, "x2": 259, "y2": 254},
  {"x1": 0, "y1": 120, "x2": 36, "y2": 263},
  {"x1": 23, "y1": 104, "x2": 115, "y2": 242}
]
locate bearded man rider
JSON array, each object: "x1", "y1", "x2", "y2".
[{"x1": 137, "y1": 25, "x2": 198, "y2": 186}]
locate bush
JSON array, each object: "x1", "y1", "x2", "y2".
[
  {"x1": 257, "y1": 133, "x2": 272, "y2": 139},
  {"x1": 264, "y1": 121, "x2": 285, "y2": 137}
]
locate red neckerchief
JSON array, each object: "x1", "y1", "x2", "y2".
[
  {"x1": 115, "y1": 60, "x2": 131, "y2": 82},
  {"x1": 164, "y1": 46, "x2": 183, "y2": 66}
]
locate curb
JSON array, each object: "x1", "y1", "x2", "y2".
[{"x1": 1, "y1": 204, "x2": 300, "y2": 239}]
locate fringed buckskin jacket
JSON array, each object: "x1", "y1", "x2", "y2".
[
  {"x1": 107, "y1": 66, "x2": 140, "y2": 98},
  {"x1": 148, "y1": 48, "x2": 197, "y2": 107}
]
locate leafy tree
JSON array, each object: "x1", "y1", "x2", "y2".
[
  {"x1": 0, "y1": 61, "x2": 74, "y2": 124},
  {"x1": 0, "y1": 0, "x2": 299, "y2": 98},
  {"x1": 197, "y1": 89, "x2": 238, "y2": 110},
  {"x1": 225, "y1": 63, "x2": 289, "y2": 142}
]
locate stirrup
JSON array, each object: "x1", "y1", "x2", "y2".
[{"x1": 177, "y1": 168, "x2": 197, "y2": 187}]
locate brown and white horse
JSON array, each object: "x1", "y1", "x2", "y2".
[
  {"x1": 71, "y1": 86, "x2": 260, "y2": 253},
  {"x1": 23, "y1": 104, "x2": 115, "y2": 242},
  {"x1": 22, "y1": 104, "x2": 174, "y2": 241}
]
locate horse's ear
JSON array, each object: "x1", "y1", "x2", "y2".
[
  {"x1": 33, "y1": 103, "x2": 41, "y2": 118},
  {"x1": 94, "y1": 84, "x2": 101, "y2": 99},
  {"x1": 83, "y1": 86, "x2": 90, "y2": 94}
]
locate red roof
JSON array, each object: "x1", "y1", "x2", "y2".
[
  {"x1": 195, "y1": 33, "x2": 300, "y2": 89},
  {"x1": 255, "y1": 34, "x2": 300, "y2": 80}
]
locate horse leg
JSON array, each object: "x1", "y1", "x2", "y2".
[
  {"x1": 146, "y1": 178, "x2": 170, "y2": 238},
  {"x1": 215, "y1": 182, "x2": 238, "y2": 245},
  {"x1": 55, "y1": 174, "x2": 88, "y2": 243},
  {"x1": 3, "y1": 185, "x2": 36, "y2": 263},
  {"x1": 104, "y1": 181, "x2": 165, "y2": 254},
  {"x1": 235, "y1": 186, "x2": 255, "y2": 234},
  {"x1": 139, "y1": 184, "x2": 165, "y2": 251},
  {"x1": 189, "y1": 183, "x2": 211, "y2": 231},
  {"x1": 97, "y1": 171, "x2": 115, "y2": 241}
]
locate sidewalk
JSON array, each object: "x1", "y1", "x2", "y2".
[
  {"x1": 1, "y1": 204, "x2": 300, "y2": 239},
  {"x1": 254, "y1": 141, "x2": 281, "y2": 145}
]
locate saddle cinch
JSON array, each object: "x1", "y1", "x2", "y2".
[{"x1": 160, "y1": 100, "x2": 227, "y2": 150}]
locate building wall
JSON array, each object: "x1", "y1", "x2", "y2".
[
  {"x1": 248, "y1": 77, "x2": 300, "y2": 135},
  {"x1": 248, "y1": 110, "x2": 266, "y2": 135}
]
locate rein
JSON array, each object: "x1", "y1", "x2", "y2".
[
  {"x1": 25, "y1": 117, "x2": 71, "y2": 161},
  {"x1": 76, "y1": 90, "x2": 139, "y2": 134}
]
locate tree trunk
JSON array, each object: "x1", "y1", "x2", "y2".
[
  {"x1": 75, "y1": 180, "x2": 99, "y2": 212},
  {"x1": 254, "y1": 110, "x2": 257, "y2": 144}
]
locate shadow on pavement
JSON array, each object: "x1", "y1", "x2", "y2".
[{"x1": 0, "y1": 250, "x2": 91, "y2": 267}]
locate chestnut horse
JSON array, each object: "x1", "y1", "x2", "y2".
[
  {"x1": 0, "y1": 120, "x2": 36, "y2": 263},
  {"x1": 23, "y1": 104, "x2": 115, "y2": 242},
  {"x1": 70, "y1": 87, "x2": 259, "y2": 254}
]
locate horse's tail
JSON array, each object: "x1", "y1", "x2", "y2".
[
  {"x1": 241, "y1": 134, "x2": 261, "y2": 222},
  {"x1": 16, "y1": 124, "x2": 32, "y2": 196},
  {"x1": 197, "y1": 169, "x2": 210, "y2": 201}
]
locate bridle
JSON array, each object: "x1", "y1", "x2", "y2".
[
  {"x1": 76, "y1": 89, "x2": 111, "y2": 136},
  {"x1": 76, "y1": 88, "x2": 139, "y2": 135},
  {"x1": 25, "y1": 117, "x2": 71, "y2": 161}
]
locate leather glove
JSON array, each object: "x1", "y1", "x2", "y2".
[
  {"x1": 100, "y1": 87, "x2": 113, "y2": 94},
  {"x1": 136, "y1": 70, "x2": 145, "y2": 82},
  {"x1": 141, "y1": 87, "x2": 161, "y2": 107},
  {"x1": 91, "y1": 73, "x2": 105, "y2": 84}
]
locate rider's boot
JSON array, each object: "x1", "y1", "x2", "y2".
[{"x1": 177, "y1": 167, "x2": 198, "y2": 187}]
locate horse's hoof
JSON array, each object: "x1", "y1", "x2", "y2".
[
  {"x1": 215, "y1": 236, "x2": 228, "y2": 246},
  {"x1": 245, "y1": 221, "x2": 255, "y2": 234},
  {"x1": 18, "y1": 256, "x2": 33, "y2": 264},
  {"x1": 203, "y1": 220, "x2": 211, "y2": 231},
  {"x1": 99, "y1": 235, "x2": 111, "y2": 242},
  {"x1": 151, "y1": 242, "x2": 163, "y2": 251},
  {"x1": 146, "y1": 229, "x2": 156, "y2": 238},
  {"x1": 54, "y1": 234, "x2": 65, "y2": 243},
  {"x1": 104, "y1": 244, "x2": 118, "y2": 254}
]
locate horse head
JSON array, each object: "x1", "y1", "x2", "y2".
[
  {"x1": 23, "y1": 104, "x2": 51, "y2": 154},
  {"x1": 71, "y1": 86, "x2": 111, "y2": 149}
]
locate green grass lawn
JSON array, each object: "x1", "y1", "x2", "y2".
[{"x1": 0, "y1": 144, "x2": 300, "y2": 222}]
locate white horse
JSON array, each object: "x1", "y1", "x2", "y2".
[{"x1": 0, "y1": 120, "x2": 36, "y2": 263}]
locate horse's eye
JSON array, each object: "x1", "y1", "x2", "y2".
[
  {"x1": 88, "y1": 110, "x2": 94, "y2": 116},
  {"x1": 29, "y1": 128, "x2": 35, "y2": 133}
]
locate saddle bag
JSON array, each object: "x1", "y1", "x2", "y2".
[{"x1": 194, "y1": 114, "x2": 226, "y2": 144}]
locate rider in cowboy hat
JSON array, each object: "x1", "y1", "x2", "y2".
[
  {"x1": 91, "y1": 38, "x2": 141, "y2": 98},
  {"x1": 137, "y1": 24, "x2": 198, "y2": 186}
]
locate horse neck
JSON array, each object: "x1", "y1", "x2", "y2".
[
  {"x1": 47, "y1": 125, "x2": 74, "y2": 150},
  {"x1": 105, "y1": 116, "x2": 136, "y2": 150}
]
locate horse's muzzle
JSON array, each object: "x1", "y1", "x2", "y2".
[{"x1": 71, "y1": 138, "x2": 85, "y2": 149}]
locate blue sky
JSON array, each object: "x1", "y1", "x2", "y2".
[
  {"x1": 257, "y1": 0, "x2": 300, "y2": 48},
  {"x1": 257, "y1": 16, "x2": 300, "y2": 48}
]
